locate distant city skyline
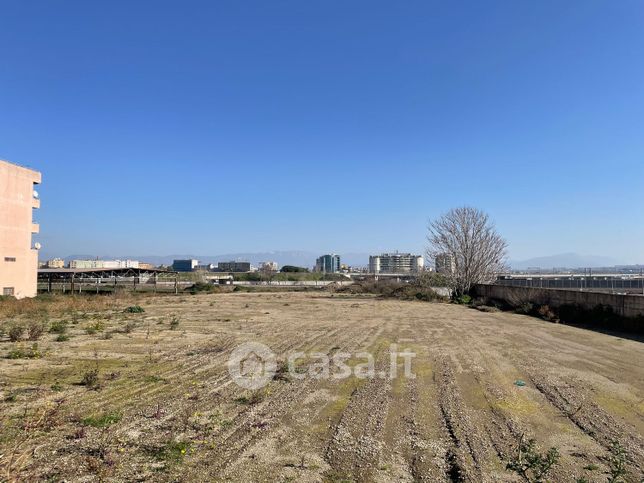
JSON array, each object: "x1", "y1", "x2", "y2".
[
  {"x1": 38, "y1": 250, "x2": 640, "y2": 271},
  {"x1": 2, "y1": 1, "x2": 643, "y2": 264}
]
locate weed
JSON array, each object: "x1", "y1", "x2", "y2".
[
  {"x1": 8, "y1": 324, "x2": 25, "y2": 342},
  {"x1": 7, "y1": 343, "x2": 42, "y2": 359},
  {"x1": 537, "y1": 305, "x2": 557, "y2": 322},
  {"x1": 55, "y1": 334, "x2": 70, "y2": 342},
  {"x1": 507, "y1": 435, "x2": 559, "y2": 483},
  {"x1": 27, "y1": 321, "x2": 46, "y2": 341},
  {"x1": 82, "y1": 412, "x2": 121, "y2": 428},
  {"x1": 81, "y1": 368, "x2": 100, "y2": 389},
  {"x1": 516, "y1": 302, "x2": 534, "y2": 315},
  {"x1": 235, "y1": 390, "x2": 266, "y2": 405},
  {"x1": 143, "y1": 375, "x2": 165, "y2": 384},
  {"x1": 51, "y1": 382, "x2": 63, "y2": 392},
  {"x1": 124, "y1": 305, "x2": 145, "y2": 314},
  {"x1": 49, "y1": 320, "x2": 68, "y2": 334},
  {"x1": 149, "y1": 440, "x2": 191, "y2": 466},
  {"x1": 169, "y1": 316, "x2": 180, "y2": 330},
  {"x1": 220, "y1": 419, "x2": 233, "y2": 429},
  {"x1": 607, "y1": 440, "x2": 628, "y2": 483},
  {"x1": 273, "y1": 360, "x2": 291, "y2": 382},
  {"x1": 122, "y1": 321, "x2": 137, "y2": 333}
]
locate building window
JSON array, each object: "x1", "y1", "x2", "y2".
[
  {"x1": 3, "y1": 287, "x2": 15, "y2": 296},
  {"x1": 4, "y1": 257, "x2": 16, "y2": 262}
]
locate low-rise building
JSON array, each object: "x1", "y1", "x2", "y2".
[
  {"x1": 259, "y1": 261, "x2": 278, "y2": 272},
  {"x1": 368, "y1": 253, "x2": 424, "y2": 274},
  {"x1": 315, "y1": 254, "x2": 341, "y2": 273},
  {"x1": 0, "y1": 160, "x2": 42, "y2": 298},
  {"x1": 172, "y1": 259, "x2": 199, "y2": 272},
  {"x1": 45, "y1": 258, "x2": 65, "y2": 269},
  {"x1": 195, "y1": 263, "x2": 216, "y2": 271},
  {"x1": 69, "y1": 259, "x2": 140, "y2": 269},
  {"x1": 218, "y1": 261, "x2": 251, "y2": 272}
]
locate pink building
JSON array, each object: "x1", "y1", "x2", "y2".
[{"x1": 0, "y1": 160, "x2": 42, "y2": 298}]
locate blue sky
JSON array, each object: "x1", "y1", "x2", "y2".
[{"x1": 1, "y1": 1, "x2": 643, "y2": 263}]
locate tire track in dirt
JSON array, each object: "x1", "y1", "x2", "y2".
[
  {"x1": 323, "y1": 346, "x2": 393, "y2": 482},
  {"x1": 189, "y1": 323, "x2": 385, "y2": 480},
  {"x1": 382, "y1": 375, "x2": 447, "y2": 482},
  {"x1": 525, "y1": 370, "x2": 644, "y2": 478},
  {"x1": 433, "y1": 356, "x2": 487, "y2": 482},
  {"x1": 87, "y1": 316, "x2": 347, "y2": 426},
  {"x1": 201, "y1": 319, "x2": 381, "y2": 480}
]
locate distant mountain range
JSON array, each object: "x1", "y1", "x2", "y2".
[
  {"x1": 53, "y1": 251, "x2": 372, "y2": 268},
  {"x1": 509, "y1": 253, "x2": 620, "y2": 270}
]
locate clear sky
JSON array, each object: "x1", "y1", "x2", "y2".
[{"x1": 1, "y1": 1, "x2": 643, "y2": 263}]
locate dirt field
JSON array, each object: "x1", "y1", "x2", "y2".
[{"x1": 1, "y1": 291, "x2": 643, "y2": 482}]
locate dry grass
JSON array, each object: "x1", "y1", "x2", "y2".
[
  {"x1": 0, "y1": 292, "x2": 141, "y2": 320},
  {"x1": 0, "y1": 291, "x2": 642, "y2": 482}
]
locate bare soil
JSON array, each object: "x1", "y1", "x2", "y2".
[{"x1": 0, "y1": 291, "x2": 642, "y2": 482}]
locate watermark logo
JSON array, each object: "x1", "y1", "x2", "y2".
[
  {"x1": 227, "y1": 342, "x2": 277, "y2": 390},
  {"x1": 228, "y1": 343, "x2": 415, "y2": 389}
]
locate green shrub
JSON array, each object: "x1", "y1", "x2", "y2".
[
  {"x1": 85, "y1": 321, "x2": 105, "y2": 333},
  {"x1": 515, "y1": 302, "x2": 534, "y2": 315},
  {"x1": 49, "y1": 320, "x2": 68, "y2": 334},
  {"x1": 607, "y1": 441, "x2": 628, "y2": 483},
  {"x1": 339, "y1": 280, "x2": 446, "y2": 303},
  {"x1": 124, "y1": 306, "x2": 145, "y2": 314},
  {"x1": 149, "y1": 440, "x2": 190, "y2": 465},
  {"x1": 453, "y1": 294, "x2": 472, "y2": 305},
  {"x1": 507, "y1": 438, "x2": 559, "y2": 482},
  {"x1": 188, "y1": 282, "x2": 217, "y2": 294},
  {"x1": 55, "y1": 334, "x2": 70, "y2": 342},
  {"x1": 7, "y1": 343, "x2": 42, "y2": 359}
]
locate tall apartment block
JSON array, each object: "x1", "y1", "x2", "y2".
[
  {"x1": 0, "y1": 160, "x2": 42, "y2": 298},
  {"x1": 315, "y1": 254, "x2": 341, "y2": 273},
  {"x1": 369, "y1": 253, "x2": 424, "y2": 274},
  {"x1": 435, "y1": 253, "x2": 456, "y2": 274}
]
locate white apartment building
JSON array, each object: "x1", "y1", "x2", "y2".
[
  {"x1": 368, "y1": 253, "x2": 424, "y2": 274},
  {"x1": 69, "y1": 259, "x2": 140, "y2": 269}
]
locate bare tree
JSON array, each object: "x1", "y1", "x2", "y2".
[
  {"x1": 259, "y1": 264, "x2": 277, "y2": 284},
  {"x1": 426, "y1": 207, "x2": 507, "y2": 296}
]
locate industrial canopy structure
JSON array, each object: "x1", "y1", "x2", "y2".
[{"x1": 38, "y1": 267, "x2": 179, "y2": 293}]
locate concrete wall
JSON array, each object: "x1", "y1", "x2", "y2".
[
  {"x1": 473, "y1": 284, "x2": 644, "y2": 319},
  {"x1": 0, "y1": 160, "x2": 41, "y2": 299}
]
